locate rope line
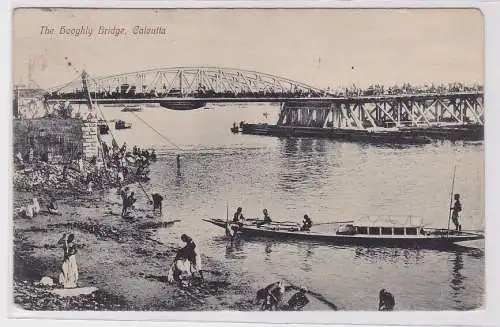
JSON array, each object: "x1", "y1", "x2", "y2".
[
  {"x1": 83, "y1": 74, "x2": 156, "y2": 203},
  {"x1": 129, "y1": 111, "x2": 182, "y2": 151}
]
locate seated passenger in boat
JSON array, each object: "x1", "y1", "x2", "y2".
[
  {"x1": 378, "y1": 289, "x2": 395, "y2": 311},
  {"x1": 230, "y1": 207, "x2": 245, "y2": 236},
  {"x1": 233, "y1": 207, "x2": 244, "y2": 223},
  {"x1": 301, "y1": 214, "x2": 312, "y2": 231},
  {"x1": 257, "y1": 209, "x2": 272, "y2": 227}
]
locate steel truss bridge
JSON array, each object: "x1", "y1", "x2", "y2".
[{"x1": 38, "y1": 67, "x2": 484, "y2": 129}]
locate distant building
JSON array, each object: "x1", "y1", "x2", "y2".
[{"x1": 13, "y1": 85, "x2": 46, "y2": 119}]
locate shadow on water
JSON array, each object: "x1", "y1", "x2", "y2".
[
  {"x1": 223, "y1": 238, "x2": 247, "y2": 260},
  {"x1": 450, "y1": 252, "x2": 465, "y2": 300},
  {"x1": 211, "y1": 232, "x2": 484, "y2": 267},
  {"x1": 175, "y1": 169, "x2": 184, "y2": 187}
]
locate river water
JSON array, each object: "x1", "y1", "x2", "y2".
[{"x1": 100, "y1": 104, "x2": 485, "y2": 311}]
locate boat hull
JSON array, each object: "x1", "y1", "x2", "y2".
[
  {"x1": 159, "y1": 100, "x2": 207, "y2": 110},
  {"x1": 203, "y1": 219, "x2": 484, "y2": 249},
  {"x1": 240, "y1": 124, "x2": 432, "y2": 145}
]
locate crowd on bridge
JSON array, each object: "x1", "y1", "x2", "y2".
[
  {"x1": 44, "y1": 81, "x2": 483, "y2": 101},
  {"x1": 330, "y1": 82, "x2": 483, "y2": 97}
]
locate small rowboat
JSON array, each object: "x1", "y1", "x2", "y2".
[
  {"x1": 115, "y1": 120, "x2": 132, "y2": 130},
  {"x1": 202, "y1": 217, "x2": 484, "y2": 249}
]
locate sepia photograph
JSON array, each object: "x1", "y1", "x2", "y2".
[{"x1": 10, "y1": 7, "x2": 485, "y2": 313}]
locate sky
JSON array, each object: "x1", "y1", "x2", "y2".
[{"x1": 12, "y1": 8, "x2": 484, "y2": 90}]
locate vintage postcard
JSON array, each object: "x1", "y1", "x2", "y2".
[{"x1": 11, "y1": 7, "x2": 485, "y2": 315}]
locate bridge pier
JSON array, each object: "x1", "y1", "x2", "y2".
[
  {"x1": 274, "y1": 93, "x2": 484, "y2": 130},
  {"x1": 278, "y1": 101, "x2": 332, "y2": 128}
]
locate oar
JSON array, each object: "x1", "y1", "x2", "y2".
[
  {"x1": 282, "y1": 279, "x2": 338, "y2": 310},
  {"x1": 315, "y1": 220, "x2": 354, "y2": 226},
  {"x1": 460, "y1": 229, "x2": 485, "y2": 234},
  {"x1": 447, "y1": 165, "x2": 457, "y2": 236},
  {"x1": 136, "y1": 180, "x2": 152, "y2": 202}
]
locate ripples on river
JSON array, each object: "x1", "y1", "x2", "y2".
[{"x1": 101, "y1": 104, "x2": 484, "y2": 310}]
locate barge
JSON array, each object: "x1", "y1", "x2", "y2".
[{"x1": 235, "y1": 123, "x2": 483, "y2": 144}]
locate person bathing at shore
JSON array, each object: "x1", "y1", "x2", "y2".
[
  {"x1": 301, "y1": 214, "x2": 312, "y2": 231},
  {"x1": 18, "y1": 198, "x2": 39, "y2": 219},
  {"x1": 256, "y1": 281, "x2": 286, "y2": 310},
  {"x1": 32, "y1": 198, "x2": 40, "y2": 217},
  {"x1": 19, "y1": 204, "x2": 34, "y2": 219},
  {"x1": 120, "y1": 187, "x2": 130, "y2": 217},
  {"x1": 117, "y1": 170, "x2": 124, "y2": 188},
  {"x1": 47, "y1": 198, "x2": 60, "y2": 215},
  {"x1": 167, "y1": 234, "x2": 202, "y2": 286},
  {"x1": 58, "y1": 233, "x2": 78, "y2": 289},
  {"x1": 123, "y1": 192, "x2": 137, "y2": 217},
  {"x1": 287, "y1": 286, "x2": 310, "y2": 311},
  {"x1": 150, "y1": 193, "x2": 164, "y2": 215},
  {"x1": 451, "y1": 193, "x2": 462, "y2": 231},
  {"x1": 378, "y1": 289, "x2": 395, "y2": 311}
]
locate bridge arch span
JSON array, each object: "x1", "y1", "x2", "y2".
[{"x1": 46, "y1": 66, "x2": 327, "y2": 99}]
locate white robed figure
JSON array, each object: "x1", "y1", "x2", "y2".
[{"x1": 58, "y1": 233, "x2": 79, "y2": 288}]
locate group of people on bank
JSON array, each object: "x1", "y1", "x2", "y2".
[{"x1": 254, "y1": 280, "x2": 395, "y2": 311}]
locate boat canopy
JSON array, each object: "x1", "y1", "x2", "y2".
[{"x1": 348, "y1": 215, "x2": 425, "y2": 228}]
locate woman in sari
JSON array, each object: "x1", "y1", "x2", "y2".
[
  {"x1": 167, "y1": 234, "x2": 202, "y2": 285},
  {"x1": 58, "y1": 233, "x2": 79, "y2": 288}
]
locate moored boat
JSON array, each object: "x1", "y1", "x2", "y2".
[
  {"x1": 202, "y1": 217, "x2": 484, "y2": 249},
  {"x1": 121, "y1": 105, "x2": 143, "y2": 112},
  {"x1": 239, "y1": 123, "x2": 432, "y2": 145},
  {"x1": 115, "y1": 120, "x2": 132, "y2": 130}
]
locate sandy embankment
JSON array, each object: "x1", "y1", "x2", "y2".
[{"x1": 12, "y1": 164, "x2": 257, "y2": 311}]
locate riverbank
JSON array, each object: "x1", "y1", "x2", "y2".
[{"x1": 12, "y1": 177, "x2": 258, "y2": 311}]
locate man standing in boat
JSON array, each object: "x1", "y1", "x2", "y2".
[{"x1": 450, "y1": 193, "x2": 462, "y2": 232}]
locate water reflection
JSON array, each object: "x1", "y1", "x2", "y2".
[
  {"x1": 277, "y1": 138, "x2": 331, "y2": 192},
  {"x1": 264, "y1": 242, "x2": 273, "y2": 264},
  {"x1": 353, "y1": 246, "x2": 425, "y2": 265},
  {"x1": 175, "y1": 169, "x2": 184, "y2": 187},
  {"x1": 225, "y1": 239, "x2": 246, "y2": 260},
  {"x1": 298, "y1": 243, "x2": 314, "y2": 273},
  {"x1": 450, "y1": 251, "x2": 465, "y2": 309}
]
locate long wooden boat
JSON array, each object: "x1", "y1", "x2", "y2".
[
  {"x1": 202, "y1": 218, "x2": 484, "y2": 248},
  {"x1": 121, "y1": 105, "x2": 143, "y2": 112}
]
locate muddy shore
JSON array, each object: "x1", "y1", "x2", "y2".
[{"x1": 12, "y1": 176, "x2": 258, "y2": 311}]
